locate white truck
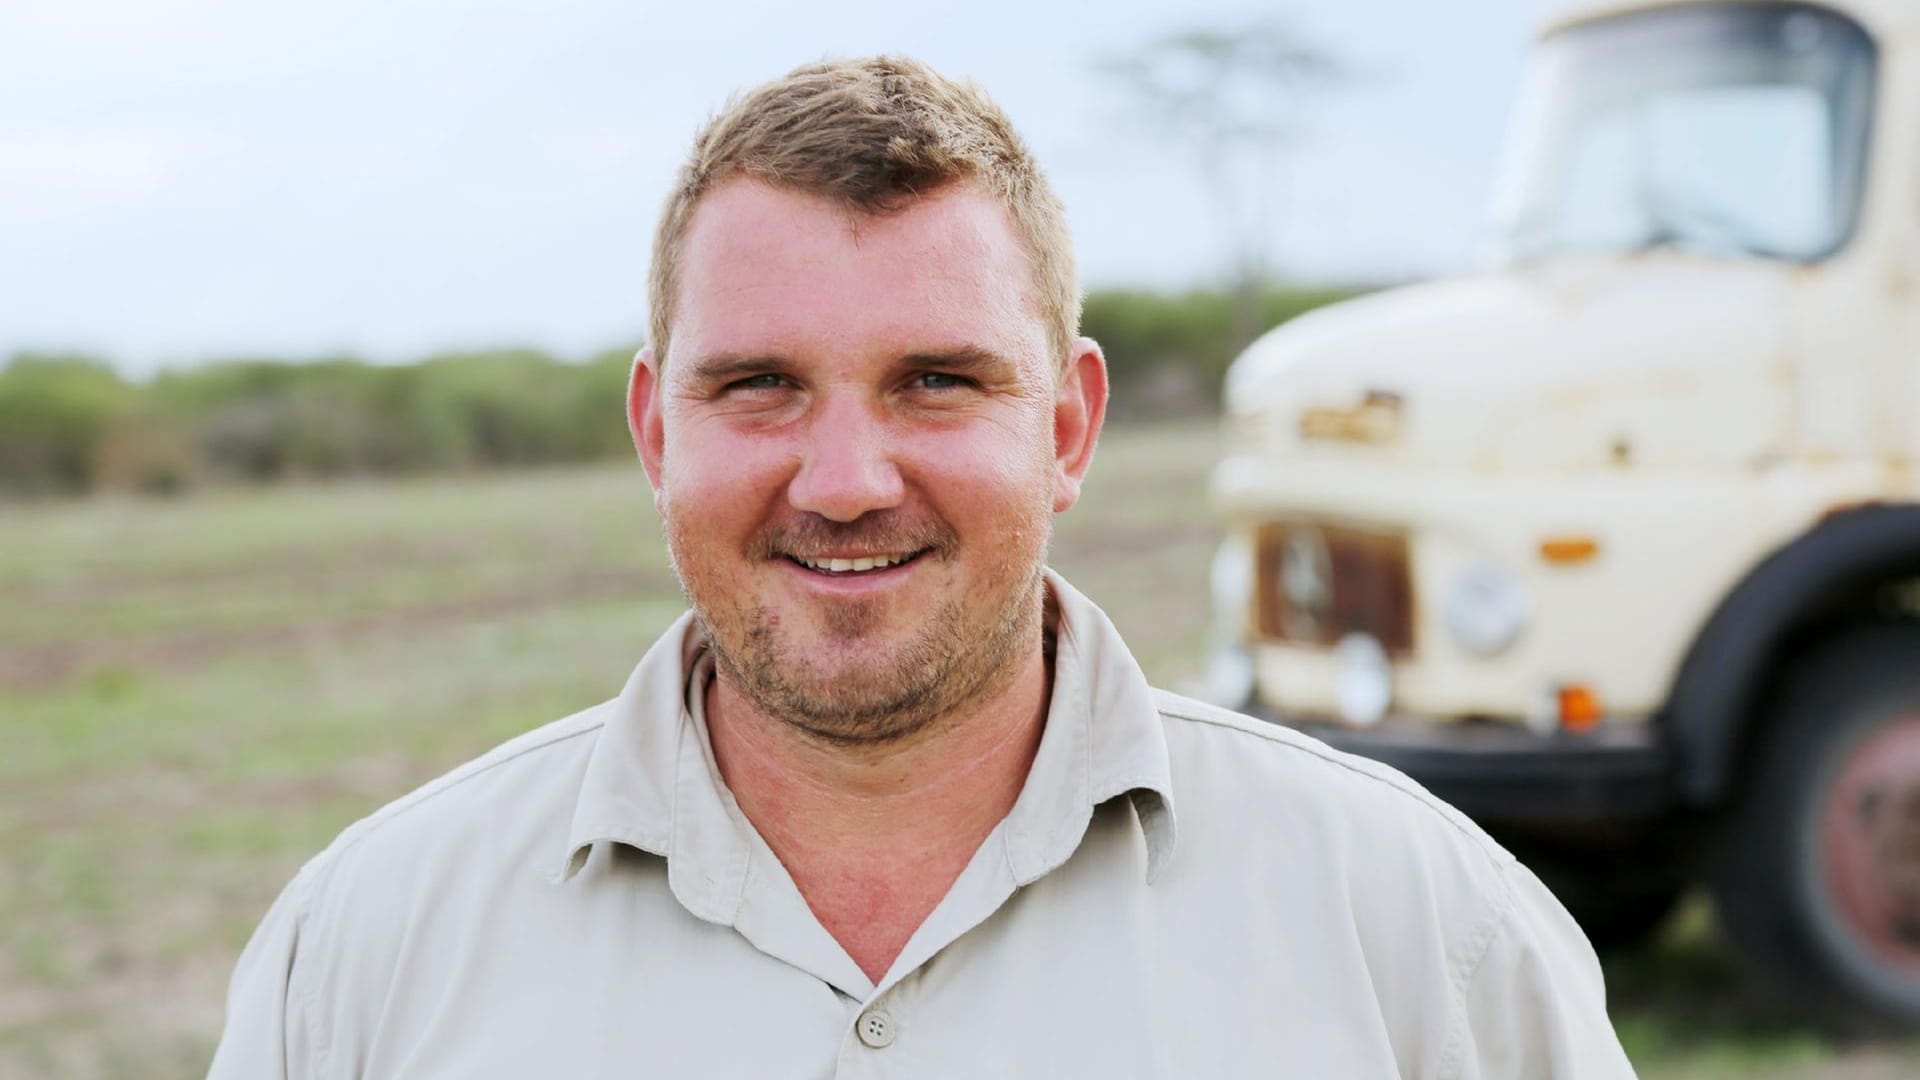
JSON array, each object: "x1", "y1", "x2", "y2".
[{"x1": 1209, "y1": 0, "x2": 1920, "y2": 1028}]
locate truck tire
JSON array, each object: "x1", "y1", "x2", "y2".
[{"x1": 1710, "y1": 623, "x2": 1920, "y2": 1031}]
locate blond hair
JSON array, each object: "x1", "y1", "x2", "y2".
[{"x1": 648, "y1": 55, "x2": 1079, "y2": 367}]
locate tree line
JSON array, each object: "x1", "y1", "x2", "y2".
[{"x1": 0, "y1": 285, "x2": 1358, "y2": 497}]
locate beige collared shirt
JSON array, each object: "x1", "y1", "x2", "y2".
[{"x1": 209, "y1": 572, "x2": 1634, "y2": 1078}]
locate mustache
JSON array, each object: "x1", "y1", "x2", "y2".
[{"x1": 751, "y1": 511, "x2": 957, "y2": 561}]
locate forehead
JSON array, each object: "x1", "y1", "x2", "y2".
[{"x1": 667, "y1": 179, "x2": 1046, "y2": 370}]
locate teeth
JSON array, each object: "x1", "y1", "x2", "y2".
[{"x1": 798, "y1": 553, "x2": 910, "y2": 573}]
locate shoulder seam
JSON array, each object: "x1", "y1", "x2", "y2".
[
  {"x1": 1154, "y1": 687, "x2": 1526, "y2": 1080},
  {"x1": 309, "y1": 705, "x2": 612, "y2": 875},
  {"x1": 279, "y1": 703, "x2": 611, "y2": 1075},
  {"x1": 1151, "y1": 690, "x2": 1507, "y2": 863}
]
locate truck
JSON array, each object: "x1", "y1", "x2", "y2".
[{"x1": 1208, "y1": 0, "x2": 1920, "y2": 1028}]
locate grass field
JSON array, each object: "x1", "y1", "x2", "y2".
[{"x1": 3, "y1": 420, "x2": 1917, "y2": 1078}]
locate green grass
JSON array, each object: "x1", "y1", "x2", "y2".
[
  {"x1": 0, "y1": 420, "x2": 1914, "y2": 1078},
  {"x1": 1599, "y1": 897, "x2": 1920, "y2": 1078}
]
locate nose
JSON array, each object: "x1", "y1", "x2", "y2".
[{"x1": 786, "y1": 393, "x2": 905, "y2": 522}]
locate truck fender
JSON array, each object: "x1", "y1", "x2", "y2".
[{"x1": 1664, "y1": 502, "x2": 1920, "y2": 804}]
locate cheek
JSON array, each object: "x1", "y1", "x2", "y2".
[
  {"x1": 668, "y1": 409, "x2": 794, "y2": 480},
  {"x1": 660, "y1": 418, "x2": 795, "y2": 523},
  {"x1": 909, "y1": 414, "x2": 1056, "y2": 512}
]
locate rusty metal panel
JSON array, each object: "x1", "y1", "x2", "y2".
[{"x1": 1255, "y1": 521, "x2": 1415, "y2": 656}]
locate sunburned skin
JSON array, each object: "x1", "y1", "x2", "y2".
[
  {"x1": 703, "y1": 649, "x2": 1052, "y2": 981},
  {"x1": 627, "y1": 177, "x2": 1108, "y2": 981}
]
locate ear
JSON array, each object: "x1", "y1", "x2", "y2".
[
  {"x1": 628, "y1": 346, "x2": 667, "y2": 496},
  {"x1": 1052, "y1": 336, "x2": 1108, "y2": 513}
]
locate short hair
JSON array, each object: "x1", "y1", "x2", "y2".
[{"x1": 648, "y1": 55, "x2": 1080, "y2": 368}]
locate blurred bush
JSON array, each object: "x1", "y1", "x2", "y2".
[
  {"x1": 0, "y1": 286, "x2": 1359, "y2": 496},
  {"x1": 0, "y1": 354, "x2": 136, "y2": 496}
]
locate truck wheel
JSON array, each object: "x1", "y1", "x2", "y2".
[{"x1": 1711, "y1": 623, "x2": 1920, "y2": 1030}]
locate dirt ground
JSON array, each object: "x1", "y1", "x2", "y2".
[{"x1": 2, "y1": 423, "x2": 1917, "y2": 1078}]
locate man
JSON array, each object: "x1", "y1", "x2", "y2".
[{"x1": 210, "y1": 56, "x2": 1635, "y2": 1077}]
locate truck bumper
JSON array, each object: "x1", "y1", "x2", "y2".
[{"x1": 1252, "y1": 708, "x2": 1679, "y2": 824}]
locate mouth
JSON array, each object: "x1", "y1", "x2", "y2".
[{"x1": 783, "y1": 549, "x2": 931, "y2": 576}]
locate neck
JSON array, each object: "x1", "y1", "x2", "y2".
[{"x1": 703, "y1": 631, "x2": 1052, "y2": 983}]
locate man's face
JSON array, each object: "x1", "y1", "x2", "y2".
[{"x1": 631, "y1": 179, "x2": 1104, "y2": 744}]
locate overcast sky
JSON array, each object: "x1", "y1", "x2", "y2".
[{"x1": 0, "y1": 0, "x2": 1557, "y2": 374}]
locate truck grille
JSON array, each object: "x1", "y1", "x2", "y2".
[{"x1": 1254, "y1": 521, "x2": 1415, "y2": 656}]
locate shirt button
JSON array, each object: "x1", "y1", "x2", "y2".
[{"x1": 856, "y1": 1008, "x2": 896, "y2": 1048}]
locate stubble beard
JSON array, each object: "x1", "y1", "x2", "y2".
[{"x1": 666, "y1": 508, "x2": 1050, "y2": 747}]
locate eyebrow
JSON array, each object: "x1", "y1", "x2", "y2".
[
  {"x1": 685, "y1": 353, "x2": 793, "y2": 384},
  {"x1": 897, "y1": 345, "x2": 1018, "y2": 378},
  {"x1": 684, "y1": 345, "x2": 1020, "y2": 384}
]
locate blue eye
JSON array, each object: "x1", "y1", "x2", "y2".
[
  {"x1": 916, "y1": 372, "x2": 963, "y2": 390},
  {"x1": 735, "y1": 373, "x2": 785, "y2": 390}
]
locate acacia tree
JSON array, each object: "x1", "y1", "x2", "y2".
[{"x1": 1100, "y1": 21, "x2": 1351, "y2": 341}]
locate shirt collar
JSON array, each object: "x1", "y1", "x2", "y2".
[
  {"x1": 557, "y1": 569, "x2": 1180, "y2": 903},
  {"x1": 1002, "y1": 570, "x2": 1179, "y2": 883}
]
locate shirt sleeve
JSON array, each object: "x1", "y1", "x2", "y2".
[
  {"x1": 1446, "y1": 860, "x2": 1639, "y2": 1079},
  {"x1": 206, "y1": 861, "x2": 321, "y2": 1080}
]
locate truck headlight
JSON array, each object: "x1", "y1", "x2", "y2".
[
  {"x1": 1205, "y1": 535, "x2": 1257, "y2": 707},
  {"x1": 1335, "y1": 633, "x2": 1392, "y2": 726},
  {"x1": 1443, "y1": 560, "x2": 1531, "y2": 656},
  {"x1": 1210, "y1": 533, "x2": 1253, "y2": 638}
]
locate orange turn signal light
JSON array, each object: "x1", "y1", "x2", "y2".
[
  {"x1": 1558, "y1": 684, "x2": 1603, "y2": 733},
  {"x1": 1539, "y1": 535, "x2": 1599, "y2": 565}
]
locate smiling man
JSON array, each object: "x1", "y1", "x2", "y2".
[{"x1": 209, "y1": 57, "x2": 1634, "y2": 1078}]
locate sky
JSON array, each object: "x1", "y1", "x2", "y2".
[{"x1": 0, "y1": 0, "x2": 1557, "y2": 374}]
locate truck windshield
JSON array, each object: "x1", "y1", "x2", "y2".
[{"x1": 1490, "y1": 2, "x2": 1874, "y2": 264}]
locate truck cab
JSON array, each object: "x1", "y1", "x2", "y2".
[{"x1": 1211, "y1": 0, "x2": 1920, "y2": 1027}]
